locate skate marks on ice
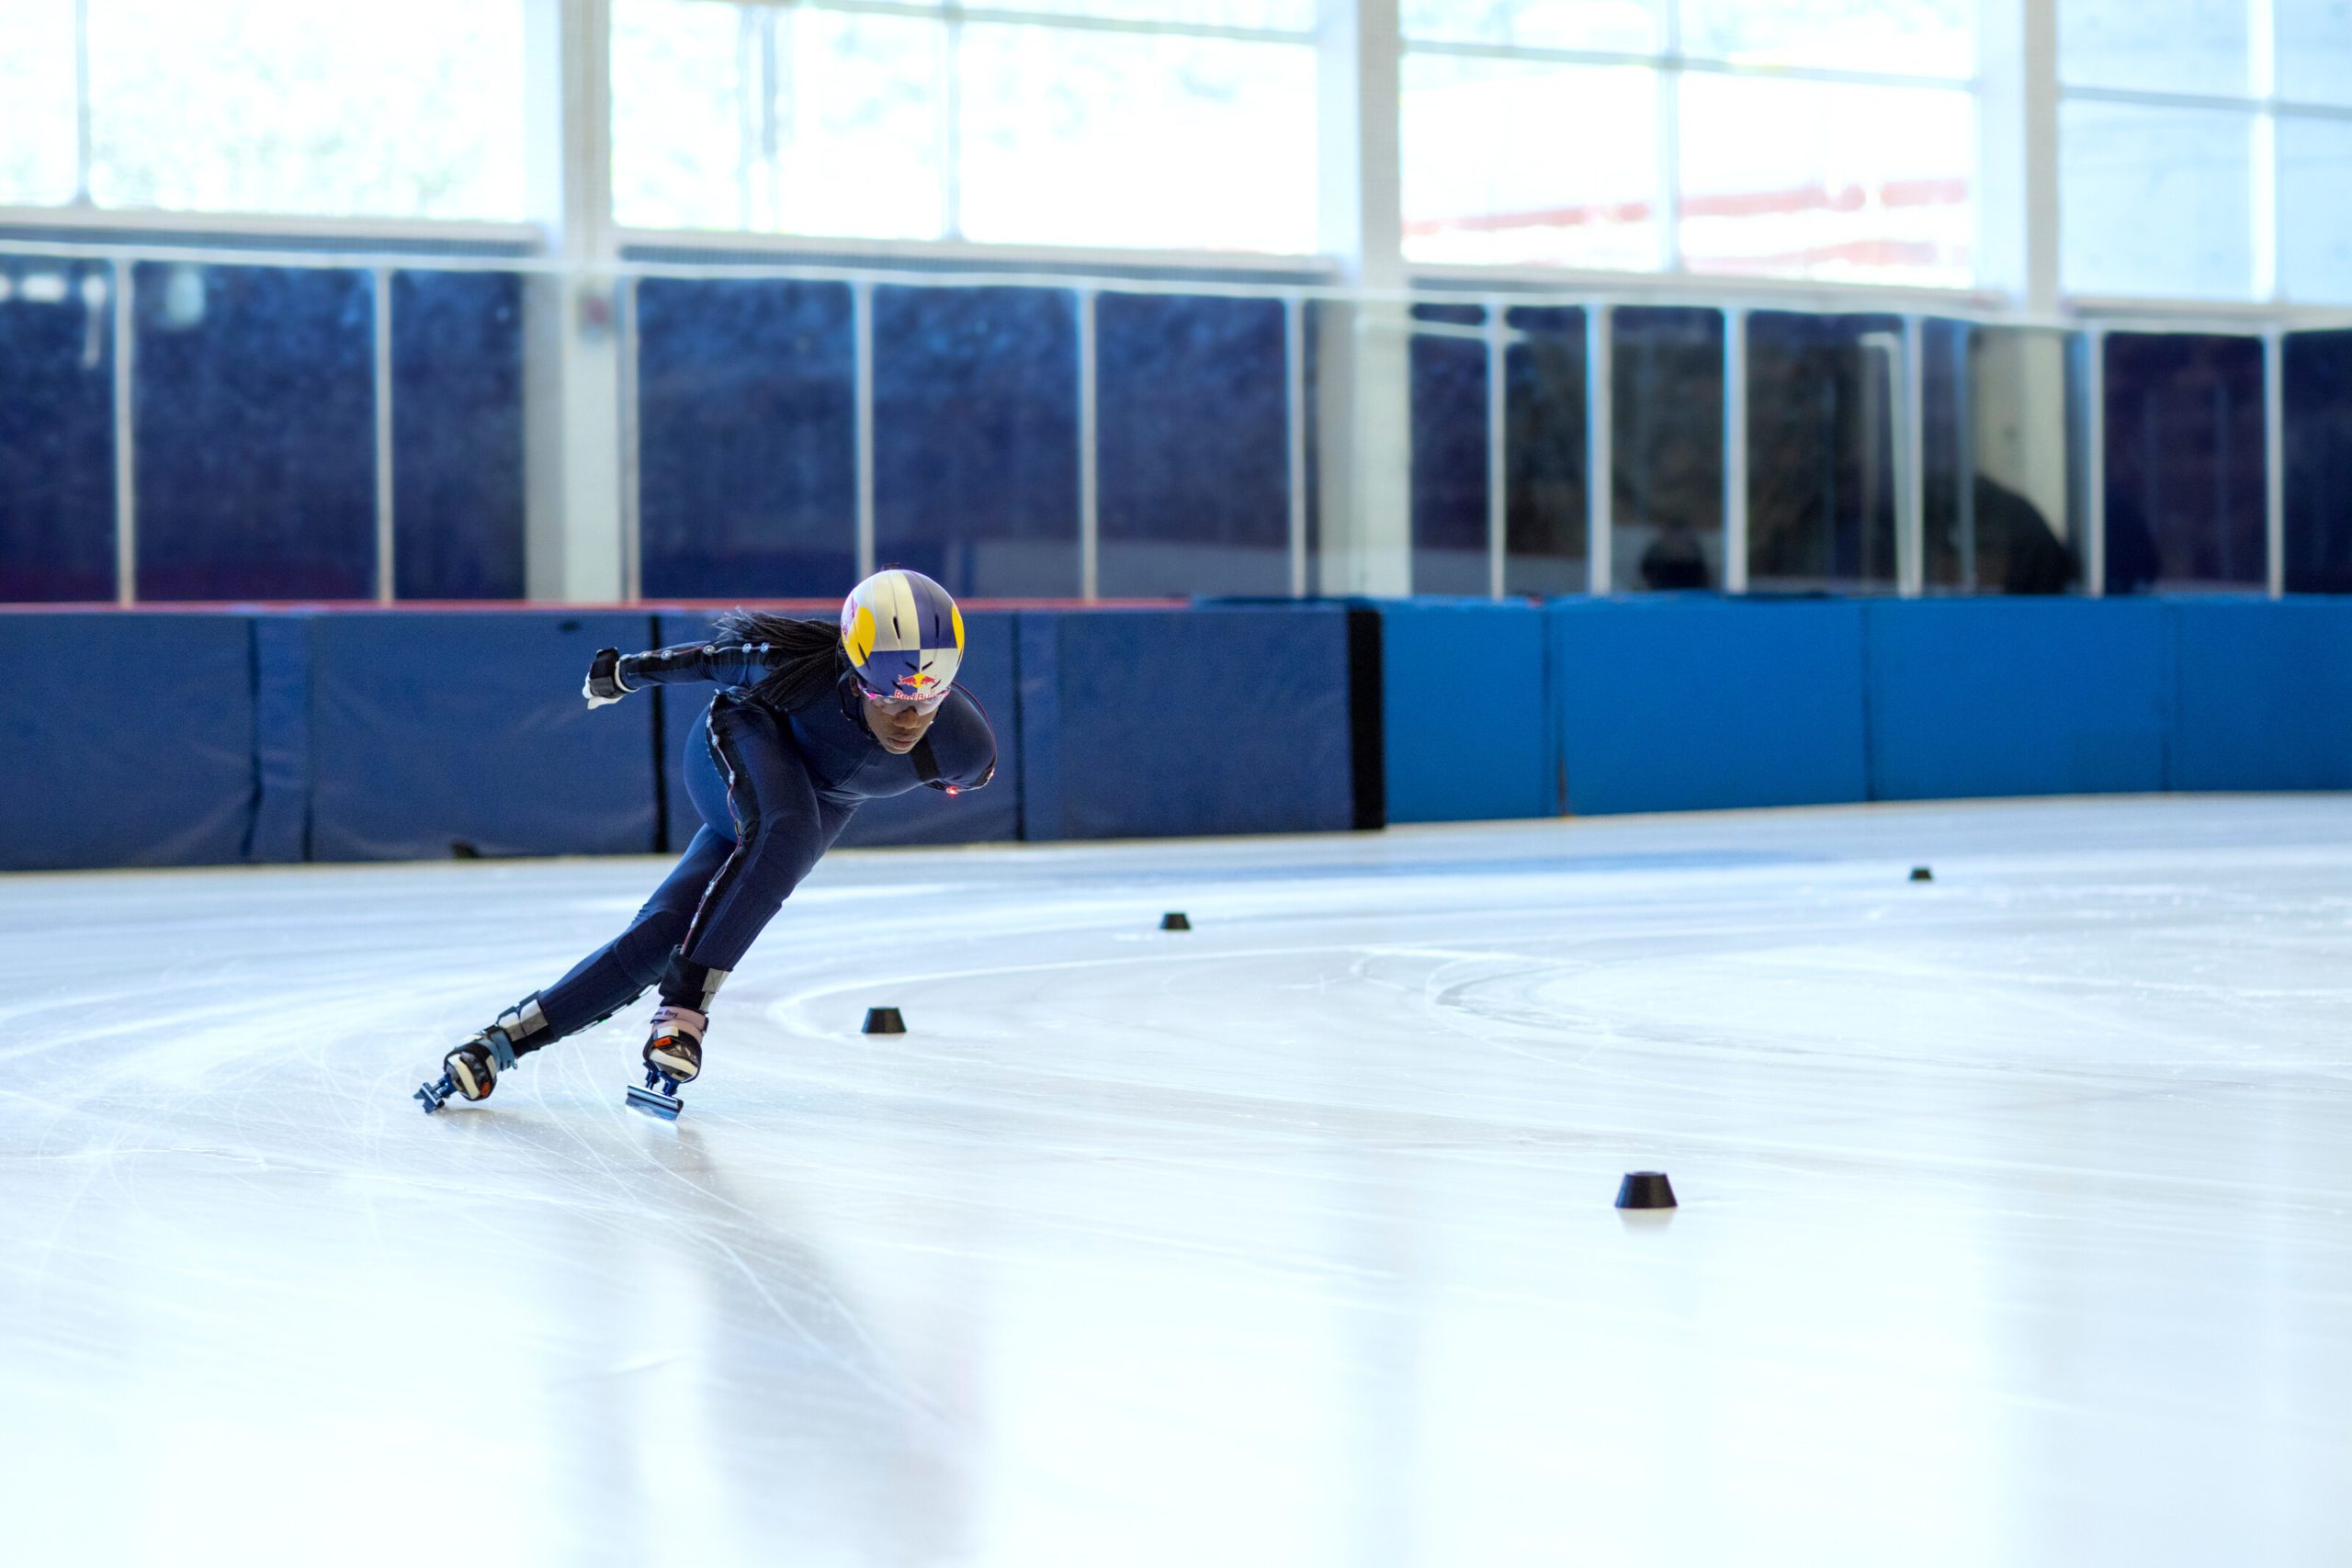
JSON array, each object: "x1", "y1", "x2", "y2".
[{"x1": 3, "y1": 796, "x2": 2352, "y2": 1565}]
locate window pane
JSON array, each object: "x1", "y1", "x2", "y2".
[
  {"x1": 958, "y1": 25, "x2": 1315, "y2": 251},
  {"x1": 1097, "y1": 294, "x2": 1292, "y2": 598},
  {"x1": 614, "y1": 0, "x2": 948, "y2": 239},
  {"x1": 0, "y1": 5, "x2": 78, "y2": 205},
  {"x1": 1402, "y1": 55, "x2": 1659, "y2": 270},
  {"x1": 872, "y1": 287, "x2": 1080, "y2": 598},
  {"x1": 1927, "y1": 325, "x2": 2083, "y2": 594},
  {"x1": 2101, "y1": 333, "x2": 2266, "y2": 594},
  {"x1": 1504, "y1": 307, "x2": 1589, "y2": 596},
  {"x1": 1410, "y1": 309, "x2": 1491, "y2": 595},
  {"x1": 1400, "y1": 0, "x2": 1659, "y2": 51},
  {"x1": 1678, "y1": 76, "x2": 1974, "y2": 285},
  {"x1": 391, "y1": 272, "x2": 526, "y2": 600},
  {"x1": 612, "y1": 0, "x2": 755, "y2": 231},
  {"x1": 131, "y1": 263, "x2": 376, "y2": 601},
  {"x1": 2277, "y1": 0, "x2": 2352, "y2": 107},
  {"x1": 2284, "y1": 330, "x2": 2352, "y2": 592},
  {"x1": 1681, "y1": 0, "x2": 1974, "y2": 78},
  {"x1": 637, "y1": 280, "x2": 856, "y2": 598},
  {"x1": 2060, "y1": 0, "x2": 2249, "y2": 95},
  {"x1": 999, "y1": 0, "x2": 1315, "y2": 26},
  {"x1": 1612, "y1": 307, "x2": 1724, "y2": 591},
  {"x1": 1746, "y1": 312, "x2": 1901, "y2": 592},
  {"x1": 2061, "y1": 102, "x2": 2253, "y2": 299},
  {"x1": 2279, "y1": 116, "x2": 2352, "y2": 305},
  {"x1": 0, "y1": 260, "x2": 115, "y2": 602},
  {"x1": 88, "y1": 0, "x2": 525, "y2": 220}
]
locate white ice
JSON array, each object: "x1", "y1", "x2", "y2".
[{"x1": 4, "y1": 795, "x2": 2350, "y2": 1567}]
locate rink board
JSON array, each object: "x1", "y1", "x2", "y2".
[
  {"x1": 1380, "y1": 599, "x2": 1556, "y2": 822},
  {"x1": 8, "y1": 597, "x2": 2352, "y2": 870},
  {"x1": 1861, "y1": 598, "x2": 2174, "y2": 801},
  {"x1": 1549, "y1": 596, "x2": 1871, "y2": 816},
  {"x1": 0, "y1": 611, "x2": 257, "y2": 869}
]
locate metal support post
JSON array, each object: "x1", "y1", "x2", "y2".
[
  {"x1": 1587, "y1": 301, "x2": 1612, "y2": 595},
  {"x1": 1723, "y1": 306, "x2": 1748, "y2": 594},
  {"x1": 372, "y1": 268, "x2": 396, "y2": 603},
  {"x1": 1079, "y1": 287, "x2": 1100, "y2": 602},
  {"x1": 1486, "y1": 298, "x2": 1507, "y2": 600}
]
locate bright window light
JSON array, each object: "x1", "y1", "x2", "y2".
[{"x1": 85, "y1": 0, "x2": 526, "y2": 220}]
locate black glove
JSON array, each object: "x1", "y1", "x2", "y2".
[{"x1": 582, "y1": 648, "x2": 631, "y2": 707}]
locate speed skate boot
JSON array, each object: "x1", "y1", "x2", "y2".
[
  {"x1": 628, "y1": 1006, "x2": 705, "y2": 1121},
  {"x1": 415, "y1": 995, "x2": 552, "y2": 1113}
]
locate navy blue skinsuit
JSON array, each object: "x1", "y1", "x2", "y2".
[{"x1": 519, "y1": 641, "x2": 995, "y2": 1050}]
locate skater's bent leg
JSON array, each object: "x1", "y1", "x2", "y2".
[
  {"x1": 526, "y1": 828, "x2": 734, "y2": 1044},
  {"x1": 655, "y1": 701, "x2": 835, "y2": 1010}
]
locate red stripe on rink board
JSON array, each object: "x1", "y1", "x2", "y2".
[
  {"x1": 1405, "y1": 175, "x2": 1970, "y2": 236},
  {"x1": 0, "y1": 598, "x2": 1190, "y2": 613}
]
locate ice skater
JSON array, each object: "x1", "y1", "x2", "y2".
[{"x1": 416, "y1": 569, "x2": 994, "y2": 1118}]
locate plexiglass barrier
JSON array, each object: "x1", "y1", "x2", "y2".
[{"x1": 1, "y1": 242, "x2": 2346, "y2": 604}]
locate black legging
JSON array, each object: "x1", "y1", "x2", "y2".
[{"x1": 529, "y1": 693, "x2": 853, "y2": 1044}]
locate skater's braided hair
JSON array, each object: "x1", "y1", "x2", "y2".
[{"x1": 711, "y1": 608, "x2": 845, "y2": 713}]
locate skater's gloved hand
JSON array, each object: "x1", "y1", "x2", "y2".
[{"x1": 583, "y1": 648, "x2": 633, "y2": 707}]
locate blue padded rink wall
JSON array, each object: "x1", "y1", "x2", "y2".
[{"x1": 6, "y1": 601, "x2": 2352, "y2": 1564}]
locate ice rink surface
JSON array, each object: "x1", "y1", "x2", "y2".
[{"x1": 5, "y1": 795, "x2": 2350, "y2": 1567}]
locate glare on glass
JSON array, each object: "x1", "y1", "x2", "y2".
[
  {"x1": 1677, "y1": 75, "x2": 1975, "y2": 285},
  {"x1": 2060, "y1": 101, "x2": 2255, "y2": 299},
  {"x1": 979, "y1": 0, "x2": 1316, "y2": 27},
  {"x1": 611, "y1": 0, "x2": 752, "y2": 231},
  {"x1": 86, "y1": 0, "x2": 526, "y2": 220},
  {"x1": 957, "y1": 25, "x2": 1316, "y2": 252},
  {"x1": 2276, "y1": 0, "x2": 2352, "y2": 107},
  {"x1": 1679, "y1": 0, "x2": 1974, "y2": 78},
  {"x1": 2059, "y1": 0, "x2": 2249, "y2": 96},
  {"x1": 2279, "y1": 117, "x2": 2352, "y2": 304},
  {"x1": 1401, "y1": 55, "x2": 1660, "y2": 270},
  {"x1": 614, "y1": 0, "x2": 949, "y2": 239},
  {"x1": 1399, "y1": 0, "x2": 1659, "y2": 51},
  {"x1": 0, "y1": 2, "x2": 79, "y2": 206}
]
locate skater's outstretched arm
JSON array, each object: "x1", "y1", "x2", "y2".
[{"x1": 582, "y1": 640, "x2": 800, "y2": 706}]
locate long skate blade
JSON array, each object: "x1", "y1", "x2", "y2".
[{"x1": 626, "y1": 1083, "x2": 683, "y2": 1121}]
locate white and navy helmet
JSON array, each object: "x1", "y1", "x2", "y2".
[{"x1": 841, "y1": 569, "x2": 963, "y2": 708}]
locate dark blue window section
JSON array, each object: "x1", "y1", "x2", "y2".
[
  {"x1": 392, "y1": 270, "x2": 524, "y2": 600},
  {"x1": 1096, "y1": 292, "x2": 1289, "y2": 599},
  {"x1": 2285, "y1": 330, "x2": 2352, "y2": 594},
  {"x1": 873, "y1": 285, "x2": 1078, "y2": 599},
  {"x1": 1921, "y1": 318, "x2": 1973, "y2": 591},
  {"x1": 1746, "y1": 311, "x2": 1902, "y2": 592},
  {"x1": 1410, "y1": 304, "x2": 1489, "y2": 595},
  {"x1": 1504, "y1": 305, "x2": 1586, "y2": 597},
  {"x1": 2101, "y1": 333, "x2": 2265, "y2": 594},
  {"x1": 133, "y1": 262, "x2": 375, "y2": 601},
  {"x1": 0, "y1": 257, "x2": 114, "y2": 602},
  {"x1": 637, "y1": 278, "x2": 855, "y2": 600},
  {"x1": 1612, "y1": 307, "x2": 1723, "y2": 592}
]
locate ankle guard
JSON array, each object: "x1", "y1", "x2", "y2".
[
  {"x1": 657, "y1": 953, "x2": 729, "y2": 1014},
  {"x1": 486, "y1": 992, "x2": 553, "y2": 1066}
]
